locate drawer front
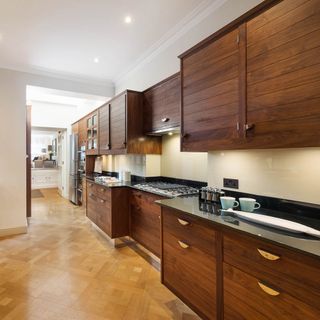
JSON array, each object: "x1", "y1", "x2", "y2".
[
  {"x1": 87, "y1": 182, "x2": 111, "y2": 201},
  {"x1": 130, "y1": 190, "x2": 163, "y2": 257},
  {"x1": 163, "y1": 229, "x2": 216, "y2": 320},
  {"x1": 223, "y1": 232, "x2": 320, "y2": 309},
  {"x1": 162, "y1": 207, "x2": 216, "y2": 257},
  {"x1": 224, "y1": 263, "x2": 320, "y2": 320},
  {"x1": 87, "y1": 192, "x2": 111, "y2": 236}
]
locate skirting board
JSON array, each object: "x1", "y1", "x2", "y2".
[{"x1": 0, "y1": 226, "x2": 27, "y2": 238}]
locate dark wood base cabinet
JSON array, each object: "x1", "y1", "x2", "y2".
[
  {"x1": 161, "y1": 207, "x2": 320, "y2": 320},
  {"x1": 161, "y1": 207, "x2": 217, "y2": 320},
  {"x1": 130, "y1": 190, "x2": 164, "y2": 257},
  {"x1": 86, "y1": 181, "x2": 129, "y2": 238}
]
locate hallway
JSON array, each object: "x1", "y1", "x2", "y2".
[{"x1": 0, "y1": 189, "x2": 198, "y2": 320}]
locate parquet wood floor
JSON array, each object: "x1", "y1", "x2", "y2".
[{"x1": 0, "y1": 188, "x2": 199, "y2": 320}]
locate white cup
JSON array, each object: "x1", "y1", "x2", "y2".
[
  {"x1": 239, "y1": 198, "x2": 261, "y2": 212},
  {"x1": 220, "y1": 196, "x2": 239, "y2": 210}
]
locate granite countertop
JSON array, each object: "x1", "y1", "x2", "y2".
[{"x1": 156, "y1": 196, "x2": 320, "y2": 258}]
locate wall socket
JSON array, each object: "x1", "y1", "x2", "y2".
[{"x1": 223, "y1": 178, "x2": 239, "y2": 189}]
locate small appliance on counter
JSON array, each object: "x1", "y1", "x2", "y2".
[{"x1": 199, "y1": 187, "x2": 225, "y2": 203}]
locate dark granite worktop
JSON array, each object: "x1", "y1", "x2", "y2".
[{"x1": 157, "y1": 196, "x2": 320, "y2": 258}]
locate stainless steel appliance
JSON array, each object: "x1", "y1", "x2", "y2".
[
  {"x1": 69, "y1": 134, "x2": 81, "y2": 205},
  {"x1": 133, "y1": 182, "x2": 199, "y2": 197}
]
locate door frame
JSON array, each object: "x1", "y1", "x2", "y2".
[{"x1": 26, "y1": 105, "x2": 32, "y2": 218}]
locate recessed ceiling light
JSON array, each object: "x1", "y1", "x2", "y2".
[
  {"x1": 124, "y1": 16, "x2": 132, "y2": 24},
  {"x1": 168, "y1": 132, "x2": 173, "y2": 136},
  {"x1": 93, "y1": 57, "x2": 99, "y2": 63}
]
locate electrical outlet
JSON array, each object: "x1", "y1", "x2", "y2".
[{"x1": 223, "y1": 178, "x2": 239, "y2": 189}]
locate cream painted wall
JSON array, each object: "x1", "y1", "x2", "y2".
[
  {"x1": 208, "y1": 149, "x2": 320, "y2": 204},
  {"x1": 161, "y1": 134, "x2": 207, "y2": 182},
  {"x1": 0, "y1": 67, "x2": 113, "y2": 232}
]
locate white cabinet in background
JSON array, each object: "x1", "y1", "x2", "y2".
[{"x1": 32, "y1": 169, "x2": 59, "y2": 189}]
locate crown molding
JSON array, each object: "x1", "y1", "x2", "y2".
[
  {"x1": 0, "y1": 63, "x2": 114, "y2": 88},
  {"x1": 114, "y1": 0, "x2": 228, "y2": 88}
]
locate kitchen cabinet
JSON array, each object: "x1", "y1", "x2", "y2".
[
  {"x1": 161, "y1": 207, "x2": 217, "y2": 320},
  {"x1": 245, "y1": 0, "x2": 320, "y2": 148},
  {"x1": 179, "y1": 0, "x2": 320, "y2": 151},
  {"x1": 78, "y1": 117, "x2": 87, "y2": 148},
  {"x1": 86, "y1": 111, "x2": 99, "y2": 155},
  {"x1": 130, "y1": 190, "x2": 164, "y2": 257},
  {"x1": 99, "y1": 102, "x2": 110, "y2": 155},
  {"x1": 86, "y1": 181, "x2": 129, "y2": 238},
  {"x1": 180, "y1": 27, "x2": 243, "y2": 151},
  {"x1": 72, "y1": 122, "x2": 78, "y2": 134},
  {"x1": 143, "y1": 73, "x2": 180, "y2": 134},
  {"x1": 109, "y1": 90, "x2": 161, "y2": 154},
  {"x1": 223, "y1": 231, "x2": 320, "y2": 320}
]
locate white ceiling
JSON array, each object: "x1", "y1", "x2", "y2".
[{"x1": 0, "y1": 0, "x2": 208, "y2": 83}]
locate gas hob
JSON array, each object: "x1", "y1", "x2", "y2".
[{"x1": 133, "y1": 182, "x2": 199, "y2": 197}]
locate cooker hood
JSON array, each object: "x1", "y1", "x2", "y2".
[{"x1": 146, "y1": 126, "x2": 180, "y2": 136}]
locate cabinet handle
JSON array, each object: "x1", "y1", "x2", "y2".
[
  {"x1": 258, "y1": 282, "x2": 280, "y2": 296},
  {"x1": 178, "y1": 218, "x2": 189, "y2": 226},
  {"x1": 100, "y1": 199, "x2": 105, "y2": 203},
  {"x1": 257, "y1": 248, "x2": 280, "y2": 261},
  {"x1": 106, "y1": 143, "x2": 111, "y2": 150},
  {"x1": 178, "y1": 240, "x2": 189, "y2": 249},
  {"x1": 161, "y1": 117, "x2": 169, "y2": 122},
  {"x1": 100, "y1": 188, "x2": 105, "y2": 192},
  {"x1": 89, "y1": 183, "x2": 93, "y2": 187},
  {"x1": 244, "y1": 123, "x2": 255, "y2": 131},
  {"x1": 181, "y1": 133, "x2": 189, "y2": 139},
  {"x1": 123, "y1": 141, "x2": 127, "y2": 146},
  {"x1": 89, "y1": 193, "x2": 93, "y2": 197}
]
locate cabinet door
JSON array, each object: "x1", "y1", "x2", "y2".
[
  {"x1": 181, "y1": 28, "x2": 242, "y2": 151},
  {"x1": 246, "y1": 0, "x2": 320, "y2": 148},
  {"x1": 224, "y1": 263, "x2": 320, "y2": 320},
  {"x1": 99, "y1": 103, "x2": 110, "y2": 154},
  {"x1": 78, "y1": 118, "x2": 87, "y2": 147},
  {"x1": 130, "y1": 190, "x2": 163, "y2": 257},
  {"x1": 110, "y1": 93, "x2": 127, "y2": 152},
  {"x1": 144, "y1": 73, "x2": 180, "y2": 133},
  {"x1": 86, "y1": 112, "x2": 99, "y2": 155}
]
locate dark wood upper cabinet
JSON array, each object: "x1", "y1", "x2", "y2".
[
  {"x1": 143, "y1": 73, "x2": 180, "y2": 134},
  {"x1": 245, "y1": 0, "x2": 320, "y2": 148},
  {"x1": 179, "y1": 0, "x2": 320, "y2": 151},
  {"x1": 108, "y1": 90, "x2": 161, "y2": 154},
  {"x1": 110, "y1": 93, "x2": 127, "y2": 153},
  {"x1": 85, "y1": 110, "x2": 99, "y2": 155},
  {"x1": 99, "y1": 103, "x2": 110, "y2": 155},
  {"x1": 181, "y1": 28, "x2": 243, "y2": 151}
]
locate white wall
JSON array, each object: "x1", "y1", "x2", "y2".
[
  {"x1": 0, "y1": 67, "x2": 113, "y2": 233},
  {"x1": 31, "y1": 101, "x2": 77, "y2": 129},
  {"x1": 208, "y1": 149, "x2": 320, "y2": 205}
]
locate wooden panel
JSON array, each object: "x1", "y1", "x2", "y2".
[
  {"x1": 99, "y1": 103, "x2": 110, "y2": 155},
  {"x1": 224, "y1": 263, "x2": 320, "y2": 320},
  {"x1": 181, "y1": 28, "x2": 242, "y2": 151},
  {"x1": 72, "y1": 122, "x2": 79, "y2": 134},
  {"x1": 130, "y1": 190, "x2": 163, "y2": 257},
  {"x1": 111, "y1": 187, "x2": 129, "y2": 238},
  {"x1": 143, "y1": 73, "x2": 180, "y2": 133},
  {"x1": 110, "y1": 93, "x2": 126, "y2": 152},
  {"x1": 162, "y1": 207, "x2": 216, "y2": 320},
  {"x1": 78, "y1": 118, "x2": 87, "y2": 147},
  {"x1": 246, "y1": 0, "x2": 320, "y2": 148},
  {"x1": 223, "y1": 231, "x2": 320, "y2": 310}
]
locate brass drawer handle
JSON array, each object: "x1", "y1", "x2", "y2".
[
  {"x1": 258, "y1": 282, "x2": 280, "y2": 296},
  {"x1": 177, "y1": 218, "x2": 189, "y2": 226},
  {"x1": 100, "y1": 199, "x2": 105, "y2": 203},
  {"x1": 178, "y1": 240, "x2": 189, "y2": 249},
  {"x1": 257, "y1": 248, "x2": 280, "y2": 261}
]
